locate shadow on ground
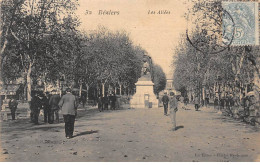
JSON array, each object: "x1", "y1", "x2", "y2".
[
  {"x1": 175, "y1": 125, "x2": 184, "y2": 131},
  {"x1": 75, "y1": 130, "x2": 99, "y2": 137}
]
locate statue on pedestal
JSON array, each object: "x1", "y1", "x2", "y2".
[
  {"x1": 140, "y1": 55, "x2": 153, "y2": 81},
  {"x1": 142, "y1": 60, "x2": 150, "y2": 76},
  {"x1": 130, "y1": 55, "x2": 158, "y2": 109}
]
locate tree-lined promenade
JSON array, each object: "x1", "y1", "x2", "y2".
[
  {"x1": 0, "y1": 0, "x2": 260, "y2": 162},
  {"x1": 172, "y1": 0, "x2": 260, "y2": 125},
  {"x1": 1, "y1": 105, "x2": 260, "y2": 162},
  {"x1": 0, "y1": 0, "x2": 166, "y2": 107}
]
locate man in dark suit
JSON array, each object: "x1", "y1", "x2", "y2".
[
  {"x1": 194, "y1": 96, "x2": 200, "y2": 111},
  {"x1": 103, "y1": 94, "x2": 109, "y2": 110},
  {"x1": 162, "y1": 92, "x2": 169, "y2": 115},
  {"x1": 9, "y1": 98, "x2": 18, "y2": 120},
  {"x1": 98, "y1": 95, "x2": 103, "y2": 112},
  {"x1": 49, "y1": 90, "x2": 61, "y2": 124},
  {"x1": 42, "y1": 92, "x2": 50, "y2": 123},
  {"x1": 110, "y1": 93, "x2": 116, "y2": 110},
  {"x1": 59, "y1": 88, "x2": 78, "y2": 139},
  {"x1": 81, "y1": 95, "x2": 86, "y2": 108},
  {"x1": 169, "y1": 92, "x2": 178, "y2": 131},
  {"x1": 30, "y1": 93, "x2": 42, "y2": 124}
]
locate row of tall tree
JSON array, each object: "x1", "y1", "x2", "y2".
[
  {"x1": 173, "y1": 0, "x2": 259, "y2": 110},
  {"x1": 0, "y1": 0, "x2": 166, "y2": 104},
  {"x1": 0, "y1": 0, "x2": 80, "y2": 101}
]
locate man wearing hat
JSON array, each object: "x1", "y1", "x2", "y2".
[
  {"x1": 169, "y1": 92, "x2": 178, "y2": 131},
  {"x1": 9, "y1": 97, "x2": 18, "y2": 120},
  {"x1": 162, "y1": 92, "x2": 169, "y2": 115},
  {"x1": 49, "y1": 90, "x2": 61, "y2": 124},
  {"x1": 42, "y1": 92, "x2": 50, "y2": 123},
  {"x1": 59, "y1": 88, "x2": 78, "y2": 139},
  {"x1": 30, "y1": 92, "x2": 42, "y2": 124}
]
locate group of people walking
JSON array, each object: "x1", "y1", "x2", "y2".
[
  {"x1": 162, "y1": 92, "x2": 178, "y2": 131},
  {"x1": 97, "y1": 93, "x2": 117, "y2": 111},
  {"x1": 161, "y1": 90, "x2": 255, "y2": 124},
  {"x1": 30, "y1": 90, "x2": 61, "y2": 125},
  {"x1": 214, "y1": 94, "x2": 256, "y2": 118},
  {"x1": 30, "y1": 88, "x2": 79, "y2": 139},
  {"x1": 214, "y1": 94, "x2": 235, "y2": 113}
]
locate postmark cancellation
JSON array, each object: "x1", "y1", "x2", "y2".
[{"x1": 222, "y1": 1, "x2": 259, "y2": 46}]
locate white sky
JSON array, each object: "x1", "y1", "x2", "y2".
[{"x1": 75, "y1": 0, "x2": 189, "y2": 78}]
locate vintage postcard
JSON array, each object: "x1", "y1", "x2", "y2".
[{"x1": 0, "y1": 0, "x2": 259, "y2": 162}]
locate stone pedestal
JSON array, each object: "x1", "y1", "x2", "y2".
[{"x1": 130, "y1": 76, "x2": 158, "y2": 109}]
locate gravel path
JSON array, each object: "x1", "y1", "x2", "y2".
[{"x1": 0, "y1": 104, "x2": 260, "y2": 162}]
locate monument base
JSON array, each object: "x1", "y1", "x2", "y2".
[{"x1": 130, "y1": 79, "x2": 158, "y2": 109}]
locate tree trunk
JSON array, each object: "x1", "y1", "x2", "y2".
[
  {"x1": 202, "y1": 87, "x2": 205, "y2": 103},
  {"x1": 0, "y1": 47, "x2": 3, "y2": 110},
  {"x1": 0, "y1": 6, "x2": 6, "y2": 110},
  {"x1": 79, "y1": 82, "x2": 82, "y2": 97},
  {"x1": 0, "y1": 2, "x2": 2, "y2": 86},
  {"x1": 24, "y1": 81, "x2": 27, "y2": 101},
  {"x1": 43, "y1": 80, "x2": 47, "y2": 93},
  {"x1": 27, "y1": 62, "x2": 32, "y2": 102},
  {"x1": 253, "y1": 60, "x2": 260, "y2": 117},
  {"x1": 102, "y1": 83, "x2": 105, "y2": 97},
  {"x1": 86, "y1": 84, "x2": 89, "y2": 101},
  {"x1": 57, "y1": 79, "x2": 61, "y2": 97}
]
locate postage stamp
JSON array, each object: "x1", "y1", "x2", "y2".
[{"x1": 222, "y1": 2, "x2": 259, "y2": 46}]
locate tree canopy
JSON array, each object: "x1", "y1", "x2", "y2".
[
  {"x1": 173, "y1": 0, "x2": 259, "y2": 108},
  {"x1": 1, "y1": 0, "x2": 167, "y2": 101}
]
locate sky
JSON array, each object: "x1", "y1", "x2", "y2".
[{"x1": 75, "y1": 0, "x2": 189, "y2": 78}]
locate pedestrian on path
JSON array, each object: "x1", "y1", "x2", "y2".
[
  {"x1": 169, "y1": 92, "x2": 178, "y2": 131},
  {"x1": 204, "y1": 94, "x2": 209, "y2": 107},
  {"x1": 194, "y1": 96, "x2": 199, "y2": 111},
  {"x1": 214, "y1": 97, "x2": 219, "y2": 110},
  {"x1": 30, "y1": 93, "x2": 42, "y2": 124},
  {"x1": 81, "y1": 95, "x2": 86, "y2": 108},
  {"x1": 179, "y1": 95, "x2": 186, "y2": 110},
  {"x1": 59, "y1": 88, "x2": 78, "y2": 139},
  {"x1": 220, "y1": 97, "x2": 225, "y2": 110},
  {"x1": 8, "y1": 97, "x2": 18, "y2": 120},
  {"x1": 110, "y1": 93, "x2": 116, "y2": 110},
  {"x1": 49, "y1": 90, "x2": 61, "y2": 124},
  {"x1": 98, "y1": 95, "x2": 103, "y2": 112},
  {"x1": 103, "y1": 94, "x2": 109, "y2": 110},
  {"x1": 184, "y1": 95, "x2": 189, "y2": 105},
  {"x1": 42, "y1": 92, "x2": 50, "y2": 123},
  {"x1": 162, "y1": 92, "x2": 169, "y2": 115}
]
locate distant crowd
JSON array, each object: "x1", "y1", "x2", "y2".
[
  {"x1": 161, "y1": 91, "x2": 256, "y2": 119},
  {"x1": 7, "y1": 90, "x2": 125, "y2": 124},
  {"x1": 97, "y1": 93, "x2": 122, "y2": 111}
]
